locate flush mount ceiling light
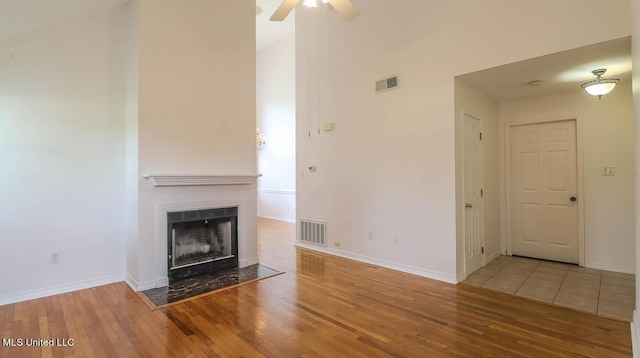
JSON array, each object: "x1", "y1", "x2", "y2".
[
  {"x1": 581, "y1": 69, "x2": 620, "y2": 99},
  {"x1": 270, "y1": 0, "x2": 360, "y2": 22}
]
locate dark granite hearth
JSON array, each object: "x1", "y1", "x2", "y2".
[{"x1": 140, "y1": 264, "x2": 282, "y2": 309}]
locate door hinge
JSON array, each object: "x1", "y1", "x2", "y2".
[
  {"x1": 480, "y1": 189, "x2": 484, "y2": 197},
  {"x1": 481, "y1": 247, "x2": 484, "y2": 254},
  {"x1": 479, "y1": 132, "x2": 483, "y2": 140}
]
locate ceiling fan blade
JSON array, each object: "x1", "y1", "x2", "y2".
[
  {"x1": 328, "y1": 0, "x2": 361, "y2": 21},
  {"x1": 270, "y1": 0, "x2": 301, "y2": 21}
]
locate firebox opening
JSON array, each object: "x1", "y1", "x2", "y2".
[{"x1": 167, "y1": 207, "x2": 238, "y2": 283}]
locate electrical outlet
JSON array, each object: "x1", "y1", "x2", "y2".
[
  {"x1": 334, "y1": 241, "x2": 341, "y2": 247},
  {"x1": 50, "y1": 252, "x2": 61, "y2": 264},
  {"x1": 392, "y1": 236, "x2": 399, "y2": 246},
  {"x1": 368, "y1": 232, "x2": 374, "y2": 241}
]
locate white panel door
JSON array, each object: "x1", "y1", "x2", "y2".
[
  {"x1": 464, "y1": 114, "x2": 483, "y2": 274},
  {"x1": 510, "y1": 120, "x2": 578, "y2": 263}
]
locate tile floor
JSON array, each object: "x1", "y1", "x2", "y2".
[{"x1": 463, "y1": 255, "x2": 636, "y2": 321}]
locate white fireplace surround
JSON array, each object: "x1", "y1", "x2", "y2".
[{"x1": 152, "y1": 199, "x2": 258, "y2": 288}]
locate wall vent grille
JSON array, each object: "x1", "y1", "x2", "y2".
[
  {"x1": 299, "y1": 219, "x2": 326, "y2": 247},
  {"x1": 375, "y1": 75, "x2": 399, "y2": 93}
]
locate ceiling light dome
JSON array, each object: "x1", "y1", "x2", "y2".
[{"x1": 581, "y1": 69, "x2": 619, "y2": 99}]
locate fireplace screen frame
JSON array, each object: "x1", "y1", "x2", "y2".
[{"x1": 167, "y1": 206, "x2": 238, "y2": 283}]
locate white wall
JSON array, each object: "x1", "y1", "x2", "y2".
[
  {"x1": 125, "y1": 0, "x2": 140, "y2": 293},
  {"x1": 0, "y1": 6, "x2": 128, "y2": 304},
  {"x1": 295, "y1": 0, "x2": 631, "y2": 282},
  {"x1": 257, "y1": 33, "x2": 296, "y2": 223},
  {"x1": 136, "y1": 1, "x2": 256, "y2": 175},
  {"x1": 454, "y1": 79, "x2": 501, "y2": 276},
  {"x1": 0, "y1": 0, "x2": 258, "y2": 299},
  {"x1": 632, "y1": 0, "x2": 640, "y2": 351},
  {"x1": 127, "y1": 0, "x2": 258, "y2": 289},
  {"x1": 499, "y1": 82, "x2": 635, "y2": 273}
]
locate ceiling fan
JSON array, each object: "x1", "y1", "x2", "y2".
[{"x1": 270, "y1": 0, "x2": 361, "y2": 22}]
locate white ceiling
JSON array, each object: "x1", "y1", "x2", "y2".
[
  {"x1": 0, "y1": 0, "x2": 293, "y2": 51},
  {"x1": 256, "y1": 0, "x2": 295, "y2": 51},
  {"x1": 457, "y1": 37, "x2": 632, "y2": 102},
  {"x1": 0, "y1": 0, "x2": 125, "y2": 42},
  {"x1": 0, "y1": 1, "x2": 629, "y2": 101}
]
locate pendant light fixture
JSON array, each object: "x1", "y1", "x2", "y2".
[{"x1": 581, "y1": 68, "x2": 619, "y2": 99}]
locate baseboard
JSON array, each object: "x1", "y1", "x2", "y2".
[
  {"x1": 257, "y1": 214, "x2": 295, "y2": 223},
  {"x1": 124, "y1": 274, "x2": 157, "y2": 292},
  {"x1": 632, "y1": 310, "x2": 640, "y2": 358},
  {"x1": 294, "y1": 242, "x2": 458, "y2": 284},
  {"x1": 125, "y1": 274, "x2": 140, "y2": 291},
  {"x1": 258, "y1": 189, "x2": 295, "y2": 195},
  {"x1": 0, "y1": 274, "x2": 123, "y2": 306},
  {"x1": 240, "y1": 257, "x2": 260, "y2": 268},
  {"x1": 585, "y1": 262, "x2": 635, "y2": 274},
  {"x1": 138, "y1": 281, "x2": 157, "y2": 291},
  {"x1": 155, "y1": 276, "x2": 169, "y2": 288},
  {"x1": 456, "y1": 272, "x2": 467, "y2": 283}
]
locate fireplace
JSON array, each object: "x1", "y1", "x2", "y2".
[{"x1": 167, "y1": 207, "x2": 238, "y2": 283}]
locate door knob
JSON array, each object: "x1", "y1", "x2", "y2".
[
  {"x1": 570, "y1": 196, "x2": 577, "y2": 202},
  {"x1": 465, "y1": 203, "x2": 473, "y2": 208}
]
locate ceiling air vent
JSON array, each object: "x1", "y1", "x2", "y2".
[{"x1": 375, "y1": 75, "x2": 399, "y2": 94}]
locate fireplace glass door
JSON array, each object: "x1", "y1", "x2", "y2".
[
  {"x1": 171, "y1": 219, "x2": 233, "y2": 269},
  {"x1": 167, "y1": 207, "x2": 238, "y2": 282}
]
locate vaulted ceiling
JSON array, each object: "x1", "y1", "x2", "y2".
[
  {"x1": 256, "y1": 0, "x2": 295, "y2": 51},
  {"x1": 0, "y1": 1, "x2": 630, "y2": 101},
  {"x1": 0, "y1": 0, "x2": 125, "y2": 42},
  {"x1": 0, "y1": 0, "x2": 295, "y2": 51}
]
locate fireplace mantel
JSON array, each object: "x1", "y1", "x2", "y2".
[{"x1": 143, "y1": 174, "x2": 261, "y2": 187}]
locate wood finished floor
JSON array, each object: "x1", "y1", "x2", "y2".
[{"x1": 0, "y1": 218, "x2": 632, "y2": 357}]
